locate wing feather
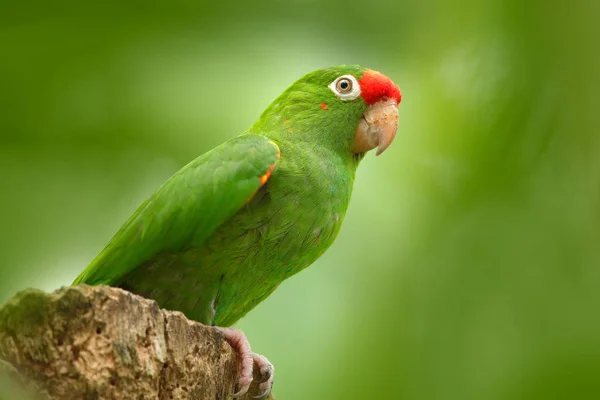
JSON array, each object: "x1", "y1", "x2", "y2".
[{"x1": 74, "y1": 134, "x2": 280, "y2": 285}]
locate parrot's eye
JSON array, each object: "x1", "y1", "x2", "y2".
[
  {"x1": 337, "y1": 78, "x2": 352, "y2": 92},
  {"x1": 329, "y1": 75, "x2": 361, "y2": 101}
]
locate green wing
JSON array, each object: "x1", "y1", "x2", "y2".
[{"x1": 74, "y1": 134, "x2": 280, "y2": 285}]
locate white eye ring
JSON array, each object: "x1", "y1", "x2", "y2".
[{"x1": 328, "y1": 74, "x2": 361, "y2": 101}]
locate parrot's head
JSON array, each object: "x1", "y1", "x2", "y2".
[{"x1": 253, "y1": 65, "x2": 401, "y2": 157}]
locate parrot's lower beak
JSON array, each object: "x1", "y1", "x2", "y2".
[{"x1": 352, "y1": 98, "x2": 399, "y2": 156}]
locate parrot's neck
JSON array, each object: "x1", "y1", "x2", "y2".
[
  {"x1": 248, "y1": 126, "x2": 364, "y2": 169},
  {"x1": 265, "y1": 136, "x2": 360, "y2": 220},
  {"x1": 280, "y1": 138, "x2": 360, "y2": 175}
]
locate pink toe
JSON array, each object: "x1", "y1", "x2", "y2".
[{"x1": 216, "y1": 327, "x2": 255, "y2": 397}]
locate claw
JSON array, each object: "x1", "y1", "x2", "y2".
[
  {"x1": 233, "y1": 381, "x2": 252, "y2": 399},
  {"x1": 259, "y1": 366, "x2": 272, "y2": 383},
  {"x1": 216, "y1": 326, "x2": 274, "y2": 398},
  {"x1": 253, "y1": 386, "x2": 272, "y2": 399},
  {"x1": 252, "y1": 353, "x2": 274, "y2": 397},
  {"x1": 253, "y1": 353, "x2": 273, "y2": 383}
]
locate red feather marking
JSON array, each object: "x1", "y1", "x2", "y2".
[
  {"x1": 358, "y1": 69, "x2": 402, "y2": 106},
  {"x1": 320, "y1": 103, "x2": 328, "y2": 110}
]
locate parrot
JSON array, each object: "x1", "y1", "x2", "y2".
[{"x1": 73, "y1": 65, "x2": 401, "y2": 397}]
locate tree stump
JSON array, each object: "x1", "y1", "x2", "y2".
[{"x1": 0, "y1": 285, "x2": 274, "y2": 400}]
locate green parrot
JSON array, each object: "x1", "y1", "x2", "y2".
[{"x1": 74, "y1": 65, "x2": 401, "y2": 397}]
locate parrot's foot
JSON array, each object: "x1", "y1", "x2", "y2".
[
  {"x1": 251, "y1": 353, "x2": 274, "y2": 398},
  {"x1": 216, "y1": 327, "x2": 274, "y2": 398}
]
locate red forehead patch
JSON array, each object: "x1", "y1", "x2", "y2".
[{"x1": 358, "y1": 70, "x2": 402, "y2": 106}]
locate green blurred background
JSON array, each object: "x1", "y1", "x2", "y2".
[{"x1": 1, "y1": 0, "x2": 599, "y2": 398}]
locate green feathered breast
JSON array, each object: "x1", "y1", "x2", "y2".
[{"x1": 75, "y1": 65, "x2": 369, "y2": 326}]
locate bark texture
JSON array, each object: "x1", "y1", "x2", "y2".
[{"x1": 0, "y1": 285, "x2": 274, "y2": 400}]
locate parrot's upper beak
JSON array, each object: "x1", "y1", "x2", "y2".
[{"x1": 352, "y1": 98, "x2": 399, "y2": 156}]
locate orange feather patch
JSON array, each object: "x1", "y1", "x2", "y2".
[
  {"x1": 244, "y1": 141, "x2": 280, "y2": 206},
  {"x1": 259, "y1": 167, "x2": 274, "y2": 185},
  {"x1": 259, "y1": 141, "x2": 280, "y2": 185}
]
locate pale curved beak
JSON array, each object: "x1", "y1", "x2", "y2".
[{"x1": 352, "y1": 98, "x2": 399, "y2": 156}]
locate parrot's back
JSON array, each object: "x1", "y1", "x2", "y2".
[{"x1": 76, "y1": 135, "x2": 357, "y2": 326}]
